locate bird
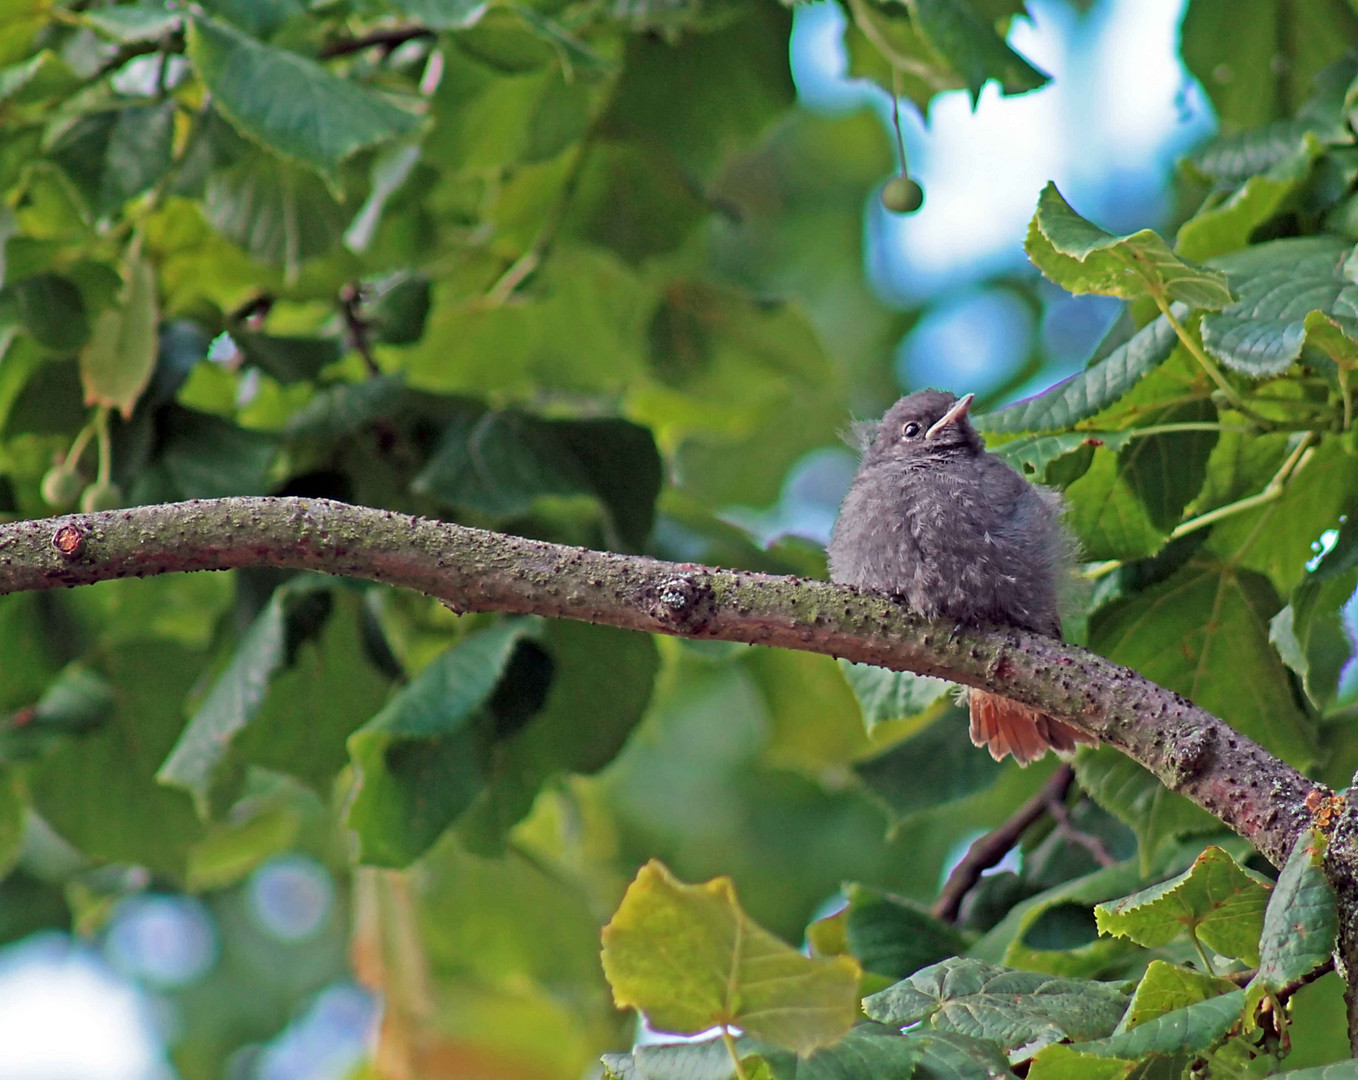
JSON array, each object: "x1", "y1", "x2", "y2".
[{"x1": 826, "y1": 388, "x2": 1094, "y2": 765}]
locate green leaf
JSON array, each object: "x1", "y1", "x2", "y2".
[
  {"x1": 974, "y1": 316, "x2": 1179, "y2": 434},
  {"x1": 414, "y1": 409, "x2": 662, "y2": 550},
  {"x1": 388, "y1": 0, "x2": 486, "y2": 29},
  {"x1": 839, "y1": 660, "x2": 951, "y2": 734},
  {"x1": 344, "y1": 618, "x2": 536, "y2": 867},
  {"x1": 854, "y1": 704, "x2": 1003, "y2": 824},
  {"x1": 1073, "y1": 750, "x2": 1219, "y2": 870},
  {"x1": 1270, "y1": 567, "x2": 1358, "y2": 712},
  {"x1": 864, "y1": 958, "x2": 1128, "y2": 1055},
  {"x1": 1244, "y1": 830, "x2": 1337, "y2": 1020},
  {"x1": 986, "y1": 430, "x2": 1132, "y2": 483},
  {"x1": 204, "y1": 153, "x2": 348, "y2": 271},
  {"x1": 843, "y1": 1, "x2": 964, "y2": 111},
  {"x1": 908, "y1": 0, "x2": 1049, "y2": 105},
  {"x1": 1061, "y1": 394, "x2": 1219, "y2": 561},
  {"x1": 601, "y1": 2, "x2": 794, "y2": 179},
  {"x1": 0, "y1": 50, "x2": 77, "y2": 104},
  {"x1": 839, "y1": 883, "x2": 968, "y2": 980},
  {"x1": 3, "y1": 273, "x2": 89, "y2": 351},
  {"x1": 186, "y1": 15, "x2": 421, "y2": 183},
  {"x1": 1115, "y1": 961, "x2": 1237, "y2": 1032},
  {"x1": 1025, "y1": 183, "x2": 1235, "y2": 310},
  {"x1": 83, "y1": 3, "x2": 184, "y2": 42},
  {"x1": 233, "y1": 331, "x2": 341, "y2": 384},
  {"x1": 1094, "y1": 847, "x2": 1270, "y2": 965},
  {"x1": 1202, "y1": 236, "x2": 1358, "y2": 376},
  {"x1": 1175, "y1": 139, "x2": 1318, "y2": 263},
  {"x1": 1207, "y1": 432, "x2": 1358, "y2": 596},
  {"x1": 157, "y1": 578, "x2": 333, "y2": 816},
  {"x1": 1026, "y1": 1044, "x2": 1135, "y2": 1080},
  {"x1": 600, "y1": 860, "x2": 860, "y2": 1054},
  {"x1": 31, "y1": 639, "x2": 206, "y2": 877},
  {"x1": 47, "y1": 102, "x2": 177, "y2": 218},
  {"x1": 1180, "y1": 2, "x2": 1357, "y2": 132},
  {"x1": 1088, "y1": 555, "x2": 1317, "y2": 767},
  {"x1": 158, "y1": 406, "x2": 278, "y2": 497},
  {"x1": 232, "y1": 590, "x2": 393, "y2": 795},
  {"x1": 1068, "y1": 989, "x2": 1244, "y2": 1058},
  {"x1": 0, "y1": 768, "x2": 24, "y2": 880},
  {"x1": 1272, "y1": 1063, "x2": 1358, "y2": 1079},
  {"x1": 453, "y1": 620, "x2": 658, "y2": 854},
  {"x1": 79, "y1": 252, "x2": 158, "y2": 418}
]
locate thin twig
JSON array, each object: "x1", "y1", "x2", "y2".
[
  {"x1": 932, "y1": 764, "x2": 1075, "y2": 923},
  {"x1": 339, "y1": 282, "x2": 380, "y2": 377},
  {"x1": 1046, "y1": 794, "x2": 1118, "y2": 867},
  {"x1": 319, "y1": 25, "x2": 436, "y2": 60}
]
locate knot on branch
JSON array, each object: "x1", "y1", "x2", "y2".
[
  {"x1": 52, "y1": 524, "x2": 85, "y2": 559},
  {"x1": 1166, "y1": 727, "x2": 1214, "y2": 786},
  {"x1": 646, "y1": 574, "x2": 715, "y2": 633}
]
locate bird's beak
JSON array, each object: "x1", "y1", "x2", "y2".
[{"x1": 925, "y1": 393, "x2": 975, "y2": 439}]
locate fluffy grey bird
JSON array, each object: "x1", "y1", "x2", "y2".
[{"x1": 827, "y1": 388, "x2": 1093, "y2": 765}]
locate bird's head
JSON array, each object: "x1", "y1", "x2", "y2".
[{"x1": 859, "y1": 389, "x2": 983, "y2": 465}]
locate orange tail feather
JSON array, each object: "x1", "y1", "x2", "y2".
[{"x1": 968, "y1": 690, "x2": 1097, "y2": 766}]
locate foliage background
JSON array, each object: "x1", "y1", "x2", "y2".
[{"x1": 1, "y1": 0, "x2": 1357, "y2": 1077}]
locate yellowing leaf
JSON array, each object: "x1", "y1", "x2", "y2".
[
  {"x1": 600, "y1": 860, "x2": 860, "y2": 1056},
  {"x1": 1095, "y1": 846, "x2": 1270, "y2": 965},
  {"x1": 79, "y1": 253, "x2": 158, "y2": 418}
]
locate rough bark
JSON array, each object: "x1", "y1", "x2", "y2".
[{"x1": 0, "y1": 495, "x2": 1329, "y2": 871}]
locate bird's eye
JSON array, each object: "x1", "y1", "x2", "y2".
[{"x1": 902, "y1": 422, "x2": 922, "y2": 439}]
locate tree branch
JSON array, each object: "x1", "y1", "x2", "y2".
[
  {"x1": 932, "y1": 764, "x2": 1075, "y2": 923},
  {"x1": 0, "y1": 496, "x2": 1327, "y2": 870}
]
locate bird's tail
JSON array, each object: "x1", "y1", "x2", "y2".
[{"x1": 968, "y1": 690, "x2": 1096, "y2": 766}]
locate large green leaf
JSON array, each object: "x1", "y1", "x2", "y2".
[
  {"x1": 186, "y1": 15, "x2": 421, "y2": 183},
  {"x1": 1244, "y1": 830, "x2": 1337, "y2": 1021},
  {"x1": 453, "y1": 620, "x2": 658, "y2": 853},
  {"x1": 345, "y1": 618, "x2": 535, "y2": 867},
  {"x1": 839, "y1": 660, "x2": 951, "y2": 735},
  {"x1": 1068, "y1": 989, "x2": 1244, "y2": 1058},
  {"x1": 974, "y1": 315, "x2": 1178, "y2": 434},
  {"x1": 1202, "y1": 236, "x2": 1358, "y2": 376},
  {"x1": 1207, "y1": 432, "x2": 1358, "y2": 596},
  {"x1": 1026, "y1": 183, "x2": 1234, "y2": 309},
  {"x1": 863, "y1": 957, "x2": 1129, "y2": 1052},
  {"x1": 1073, "y1": 750, "x2": 1219, "y2": 870},
  {"x1": 853, "y1": 704, "x2": 1003, "y2": 825},
  {"x1": 157, "y1": 577, "x2": 335, "y2": 816},
  {"x1": 47, "y1": 101, "x2": 176, "y2": 218},
  {"x1": 79, "y1": 252, "x2": 159, "y2": 418},
  {"x1": 1270, "y1": 566, "x2": 1358, "y2": 712},
  {"x1": 1180, "y1": 1, "x2": 1358, "y2": 132},
  {"x1": 1063, "y1": 401, "x2": 1216, "y2": 561},
  {"x1": 838, "y1": 883, "x2": 968, "y2": 980},
  {"x1": 1094, "y1": 847, "x2": 1269, "y2": 966},
  {"x1": 31, "y1": 639, "x2": 206, "y2": 877},
  {"x1": 1114, "y1": 961, "x2": 1236, "y2": 1033},
  {"x1": 1088, "y1": 555, "x2": 1317, "y2": 766},
  {"x1": 600, "y1": 2, "x2": 794, "y2": 179},
  {"x1": 413, "y1": 409, "x2": 663, "y2": 549},
  {"x1": 1175, "y1": 139, "x2": 1318, "y2": 263},
  {"x1": 909, "y1": 0, "x2": 1048, "y2": 104},
  {"x1": 601, "y1": 860, "x2": 860, "y2": 1054}
]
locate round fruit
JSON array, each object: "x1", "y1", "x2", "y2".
[
  {"x1": 79, "y1": 482, "x2": 123, "y2": 513},
  {"x1": 881, "y1": 175, "x2": 924, "y2": 214},
  {"x1": 40, "y1": 466, "x2": 84, "y2": 510}
]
